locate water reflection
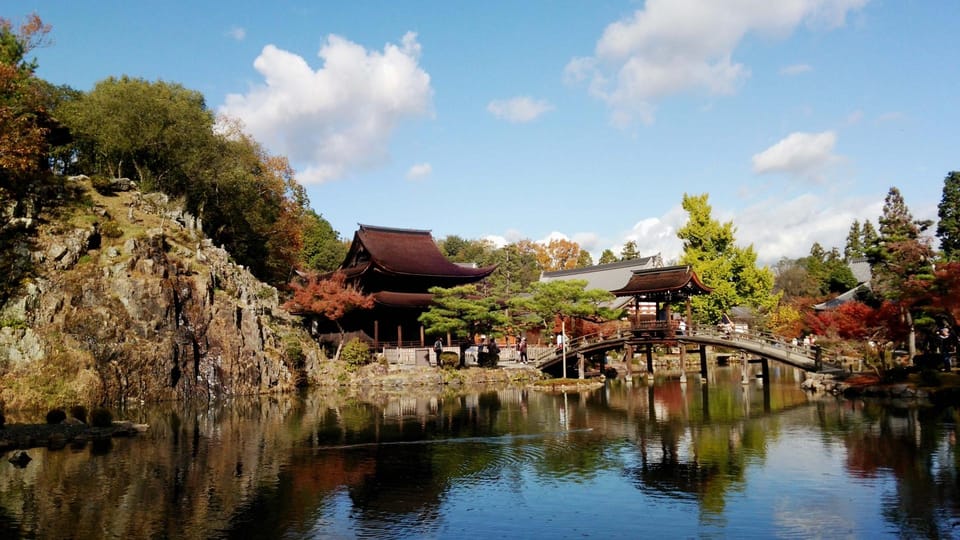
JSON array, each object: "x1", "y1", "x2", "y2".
[{"x1": 0, "y1": 367, "x2": 958, "y2": 538}]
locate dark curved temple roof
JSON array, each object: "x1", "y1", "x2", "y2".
[
  {"x1": 340, "y1": 225, "x2": 497, "y2": 293},
  {"x1": 610, "y1": 265, "x2": 712, "y2": 300}
]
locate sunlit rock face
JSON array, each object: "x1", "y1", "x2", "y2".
[{"x1": 0, "y1": 181, "x2": 321, "y2": 408}]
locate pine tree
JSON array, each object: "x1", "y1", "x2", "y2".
[
  {"x1": 844, "y1": 220, "x2": 863, "y2": 260},
  {"x1": 598, "y1": 249, "x2": 617, "y2": 264},
  {"x1": 866, "y1": 186, "x2": 934, "y2": 359},
  {"x1": 620, "y1": 240, "x2": 640, "y2": 261},
  {"x1": 677, "y1": 193, "x2": 778, "y2": 322},
  {"x1": 937, "y1": 171, "x2": 960, "y2": 261}
]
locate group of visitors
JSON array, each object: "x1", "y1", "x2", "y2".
[{"x1": 432, "y1": 335, "x2": 527, "y2": 366}]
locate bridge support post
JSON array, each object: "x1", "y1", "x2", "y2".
[
  {"x1": 646, "y1": 344, "x2": 654, "y2": 382},
  {"x1": 577, "y1": 353, "x2": 584, "y2": 380},
  {"x1": 699, "y1": 346, "x2": 708, "y2": 382},
  {"x1": 679, "y1": 342, "x2": 687, "y2": 383},
  {"x1": 625, "y1": 344, "x2": 633, "y2": 379}
]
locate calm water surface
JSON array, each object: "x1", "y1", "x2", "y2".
[{"x1": 1, "y1": 366, "x2": 959, "y2": 539}]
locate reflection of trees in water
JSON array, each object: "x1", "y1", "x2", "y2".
[{"x1": 824, "y1": 402, "x2": 960, "y2": 538}]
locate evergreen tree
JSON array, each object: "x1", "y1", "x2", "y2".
[
  {"x1": 598, "y1": 249, "x2": 617, "y2": 264},
  {"x1": 844, "y1": 220, "x2": 863, "y2": 260},
  {"x1": 575, "y1": 249, "x2": 593, "y2": 268},
  {"x1": 866, "y1": 186, "x2": 935, "y2": 359},
  {"x1": 620, "y1": 240, "x2": 640, "y2": 261},
  {"x1": 677, "y1": 193, "x2": 778, "y2": 323},
  {"x1": 937, "y1": 171, "x2": 960, "y2": 261},
  {"x1": 860, "y1": 220, "x2": 879, "y2": 253}
]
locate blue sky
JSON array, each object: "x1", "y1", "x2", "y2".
[{"x1": 18, "y1": 1, "x2": 959, "y2": 264}]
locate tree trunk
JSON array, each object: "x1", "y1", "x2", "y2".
[
  {"x1": 905, "y1": 308, "x2": 916, "y2": 360},
  {"x1": 334, "y1": 322, "x2": 345, "y2": 362}
]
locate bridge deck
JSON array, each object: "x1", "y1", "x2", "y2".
[{"x1": 535, "y1": 327, "x2": 841, "y2": 374}]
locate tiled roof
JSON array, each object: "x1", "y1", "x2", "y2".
[
  {"x1": 343, "y1": 224, "x2": 496, "y2": 279},
  {"x1": 610, "y1": 265, "x2": 712, "y2": 298}
]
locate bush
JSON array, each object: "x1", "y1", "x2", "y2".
[
  {"x1": 341, "y1": 339, "x2": 371, "y2": 369},
  {"x1": 69, "y1": 405, "x2": 88, "y2": 424},
  {"x1": 100, "y1": 220, "x2": 123, "y2": 238},
  {"x1": 439, "y1": 351, "x2": 460, "y2": 368},
  {"x1": 478, "y1": 351, "x2": 499, "y2": 368},
  {"x1": 90, "y1": 175, "x2": 115, "y2": 194},
  {"x1": 90, "y1": 407, "x2": 113, "y2": 427},
  {"x1": 46, "y1": 408, "x2": 67, "y2": 424}
]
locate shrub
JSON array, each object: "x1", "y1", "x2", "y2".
[
  {"x1": 90, "y1": 175, "x2": 115, "y2": 194},
  {"x1": 46, "y1": 408, "x2": 67, "y2": 424},
  {"x1": 90, "y1": 407, "x2": 113, "y2": 427},
  {"x1": 478, "y1": 351, "x2": 499, "y2": 368},
  {"x1": 100, "y1": 220, "x2": 123, "y2": 238},
  {"x1": 341, "y1": 339, "x2": 371, "y2": 369},
  {"x1": 439, "y1": 351, "x2": 460, "y2": 368},
  {"x1": 69, "y1": 405, "x2": 88, "y2": 424}
]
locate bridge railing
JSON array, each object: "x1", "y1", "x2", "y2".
[{"x1": 688, "y1": 325, "x2": 845, "y2": 371}]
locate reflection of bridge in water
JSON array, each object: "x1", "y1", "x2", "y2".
[{"x1": 535, "y1": 322, "x2": 844, "y2": 379}]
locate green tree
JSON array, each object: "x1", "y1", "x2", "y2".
[
  {"x1": 60, "y1": 76, "x2": 215, "y2": 194},
  {"x1": 575, "y1": 249, "x2": 594, "y2": 268},
  {"x1": 301, "y1": 210, "x2": 347, "y2": 272},
  {"x1": 598, "y1": 249, "x2": 617, "y2": 264},
  {"x1": 844, "y1": 220, "x2": 863, "y2": 260},
  {"x1": 677, "y1": 193, "x2": 778, "y2": 323},
  {"x1": 861, "y1": 220, "x2": 878, "y2": 251},
  {"x1": 418, "y1": 285, "x2": 508, "y2": 367},
  {"x1": 937, "y1": 171, "x2": 960, "y2": 261},
  {"x1": 483, "y1": 240, "x2": 542, "y2": 298},
  {"x1": 508, "y1": 279, "x2": 615, "y2": 335},
  {"x1": 620, "y1": 240, "x2": 640, "y2": 261},
  {"x1": 866, "y1": 186, "x2": 935, "y2": 359},
  {"x1": 509, "y1": 279, "x2": 615, "y2": 377}
]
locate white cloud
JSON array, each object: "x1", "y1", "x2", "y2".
[
  {"x1": 566, "y1": 0, "x2": 868, "y2": 126},
  {"x1": 780, "y1": 63, "x2": 812, "y2": 75},
  {"x1": 220, "y1": 32, "x2": 433, "y2": 184},
  {"x1": 734, "y1": 194, "x2": 883, "y2": 265},
  {"x1": 483, "y1": 235, "x2": 508, "y2": 248},
  {"x1": 406, "y1": 162, "x2": 432, "y2": 180},
  {"x1": 487, "y1": 96, "x2": 554, "y2": 123},
  {"x1": 228, "y1": 26, "x2": 246, "y2": 41},
  {"x1": 751, "y1": 130, "x2": 840, "y2": 179}
]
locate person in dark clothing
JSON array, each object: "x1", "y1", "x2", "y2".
[
  {"x1": 938, "y1": 326, "x2": 955, "y2": 371},
  {"x1": 518, "y1": 337, "x2": 528, "y2": 364},
  {"x1": 433, "y1": 338, "x2": 444, "y2": 368}
]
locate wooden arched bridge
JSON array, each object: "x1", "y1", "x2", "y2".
[{"x1": 534, "y1": 323, "x2": 844, "y2": 378}]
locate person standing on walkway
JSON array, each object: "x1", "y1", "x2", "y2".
[
  {"x1": 433, "y1": 338, "x2": 444, "y2": 368},
  {"x1": 518, "y1": 337, "x2": 528, "y2": 364}
]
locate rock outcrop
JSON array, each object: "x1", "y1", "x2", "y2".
[{"x1": 0, "y1": 179, "x2": 322, "y2": 409}]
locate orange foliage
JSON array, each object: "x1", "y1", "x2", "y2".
[
  {"x1": 283, "y1": 271, "x2": 374, "y2": 326},
  {"x1": 537, "y1": 238, "x2": 581, "y2": 271}
]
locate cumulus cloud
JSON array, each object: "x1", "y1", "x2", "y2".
[
  {"x1": 752, "y1": 131, "x2": 840, "y2": 181},
  {"x1": 220, "y1": 32, "x2": 433, "y2": 184},
  {"x1": 487, "y1": 96, "x2": 554, "y2": 123},
  {"x1": 566, "y1": 0, "x2": 868, "y2": 126},
  {"x1": 734, "y1": 194, "x2": 883, "y2": 265},
  {"x1": 228, "y1": 26, "x2": 246, "y2": 41},
  {"x1": 406, "y1": 162, "x2": 432, "y2": 180},
  {"x1": 780, "y1": 63, "x2": 812, "y2": 75}
]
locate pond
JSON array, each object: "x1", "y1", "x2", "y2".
[{"x1": 1, "y1": 366, "x2": 958, "y2": 539}]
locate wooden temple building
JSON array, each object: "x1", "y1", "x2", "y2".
[
  {"x1": 332, "y1": 224, "x2": 497, "y2": 347},
  {"x1": 610, "y1": 265, "x2": 713, "y2": 341}
]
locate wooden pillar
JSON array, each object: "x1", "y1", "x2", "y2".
[
  {"x1": 397, "y1": 325, "x2": 402, "y2": 347},
  {"x1": 446, "y1": 331, "x2": 451, "y2": 347},
  {"x1": 625, "y1": 344, "x2": 634, "y2": 377},
  {"x1": 646, "y1": 343, "x2": 654, "y2": 378},
  {"x1": 699, "y1": 345, "x2": 708, "y2": 381},
  {"x1": 374, "y1": 320, "x2": 379, "y2": 350},
  {"x1": 577, "y1": 353, "x2": 584, "y2": 380},
  {"x1": 420, "y1": 325, "x2": 425, "y2": 347},
  {"x1": 679, "y1": 341, "x2": 686, "y2": 383}
]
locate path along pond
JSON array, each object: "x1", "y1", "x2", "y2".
[{"x1": 1, "y1": 365, "x2": 959, "y2": 539}]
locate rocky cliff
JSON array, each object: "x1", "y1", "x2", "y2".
[{"x1": 0, "y1": 176, "x2": 324, "y2": 410}]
